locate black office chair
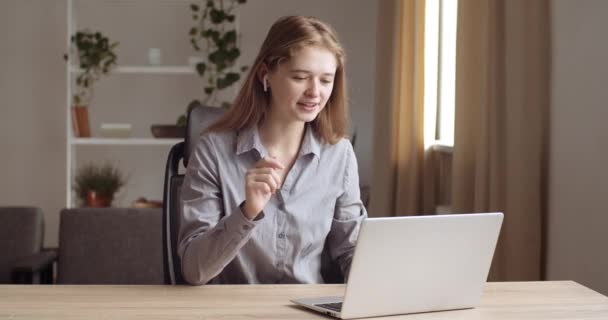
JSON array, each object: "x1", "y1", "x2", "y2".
[
  {"x1": 162, "y1": 103, "x2": 225, "y2": 285},
  {"x1": 162, "y1": 103, "x2": 345, "y2": 284}
]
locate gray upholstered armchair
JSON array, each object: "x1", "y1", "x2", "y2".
[
  {"x1": 0, "y1": 207, "x2": 56, "y2": 284},
  {"x1": 57, "y1": 208, "x2": 164, "y2": 284}
]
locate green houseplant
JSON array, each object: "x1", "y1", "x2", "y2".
[
  {"x1": 177, "y1": 0, "x2": 248, "y2": 126},
  {"x1": 65, "y1": 30, "x2": 119, "y2": 137},
  {"x1": 73, "y1": 162, "x2": 126, "y2": 208}
]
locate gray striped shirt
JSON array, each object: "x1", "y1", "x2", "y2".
[{"x1": 178, "y1": 125, "x2": 367, "y2": 285}]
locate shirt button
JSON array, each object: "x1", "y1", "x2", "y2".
[
  {"x1": 278, "y1": 232, "x2": 285, "y2": 239},
  {"x1": 242, "y1": 225, "x2": 250, "y2": 231}
]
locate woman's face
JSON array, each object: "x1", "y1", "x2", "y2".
[{"x1": 266, "y1": 46, "x2": 338, "y2": 124}]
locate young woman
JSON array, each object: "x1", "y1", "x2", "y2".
[{"x1": 178, "y1": 15, "x2": 367, "y2": 285}]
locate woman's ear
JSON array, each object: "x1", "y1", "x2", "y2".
[
  {"x1": 257, "y1": 64, "x2": 270, "y2": 92},
  {"x1": 257, "y1": 63, "x2": 269, "y2": 84}
]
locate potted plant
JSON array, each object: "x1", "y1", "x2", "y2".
[
  {"x1": 65, "y1": 30, "x2": 119, "y2": 137},
  {"x1": 73, "y1": 162, "x2": 126, "y2": 208},
  {"x1": 176, "y1": 0, "x2": 248, "y2": 128}
]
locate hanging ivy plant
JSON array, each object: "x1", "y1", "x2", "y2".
[
  {"x1": 64, "y1": 30, "x2": 118, "y2": 107},
  {"x1": 178, "y1": 0, "x2": 248, "y2": 126}
]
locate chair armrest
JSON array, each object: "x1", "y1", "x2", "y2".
[{"x1": 12, "y1": 250, "x2": 57, "y2": 273}]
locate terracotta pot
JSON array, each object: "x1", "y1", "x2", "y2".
[
  {"x1": 85, "y1": 190, "x2": 113, "y2": 208},
  {"x1": 71, "y1": 106, "x2": 91, "y2": 137}
]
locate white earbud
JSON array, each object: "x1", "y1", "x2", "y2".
[{"x1": 263, "y1": 76, "x2": 268, "y2": 92}]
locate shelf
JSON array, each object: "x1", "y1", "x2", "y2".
[
  {"x1": 70, "y1": 65, "x2": 196, "y2": 75},
  {"x1": 71, "y1": 138, "x2": 182, "y2": 145},
  {"x1": 65, "y1": 0, "x2": 200, "y2": 208}
]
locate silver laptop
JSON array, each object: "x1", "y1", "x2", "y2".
[{"x1": 292, "y1": 212, "x2": 503, "y2": 319}]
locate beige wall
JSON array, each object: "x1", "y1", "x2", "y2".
[
  {"x1": 547, "y1": 0, "x2": 608, "y2": 294},
  {"x1": 0, "y1": 0, "x2": 378, "y2": 247},
  {"x1": 0, "y1": 1, "x2": 66, "y2": 249}
]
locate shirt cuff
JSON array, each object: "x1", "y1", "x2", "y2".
[{"x1": 225, "y1": 201, "x2": 264, "y2": 237}]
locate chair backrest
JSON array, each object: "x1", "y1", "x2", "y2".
[
  {"x1": 0, "y1": 207, "x2": 44, "y2": 283},
  {"x1": 184, "y1": 103, "x2": 225, "y2": 168},
  {"x1": 57, "y1": 208, "x2": 164, "y2": 284},
  {"x1": 163, "y1": 103, "x2": 225, "y2": 284}
]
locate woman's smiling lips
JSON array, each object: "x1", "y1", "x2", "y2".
[{"x1": 297, "y1": 101, "x2": 319, "y2": 111}]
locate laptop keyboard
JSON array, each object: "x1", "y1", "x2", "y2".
[{"x1": 315, "y1": 302, "x2": 343, "y2": 312}]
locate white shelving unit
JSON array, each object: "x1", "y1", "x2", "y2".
[
  {"x1": 65, "y1": 0, "x2": 195, "y2": 207},
  {"x1": 70, "y1": 65, "x2": 196, "y2": 75},
  {"x1": 72, "y1": 138, "x2": 182, "y2": 146}
]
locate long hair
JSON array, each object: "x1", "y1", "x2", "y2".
[{"x1": 206, "y1": 16, "x2": 348, "y2": 144}]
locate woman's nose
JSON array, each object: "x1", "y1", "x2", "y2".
[{"x1": 305, "y1": 79, "x2": 320, "y2": 97}]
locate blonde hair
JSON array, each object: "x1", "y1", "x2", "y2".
[{"x1": 207, "y1": 15, "x2": 348, "y2": 144}]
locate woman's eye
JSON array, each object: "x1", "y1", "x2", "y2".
[
  {"x1": 321, "y1": 79, "x2": 333, "y2": 84},
  {"x1": 293, "y1": 76, "x2": 306, "y2": 81}
]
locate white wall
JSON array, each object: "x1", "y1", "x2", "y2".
[
  {"x1": 548, "y1": 0, "x2": 608, "y2": 295},
  {"x1": 0, "y1": 0, "x2": 377, "y2": 247}
]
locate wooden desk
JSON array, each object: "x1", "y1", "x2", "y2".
[{"x1": 1, "y1": 281, "x2": 607, "y2": 319}]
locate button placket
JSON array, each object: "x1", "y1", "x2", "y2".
[
  {"x1": 275, "y1": 195, "x2": 287, "y2": 276},
  {"x1": 280, "y1": 159, "x2": 302, "y2": 193}
]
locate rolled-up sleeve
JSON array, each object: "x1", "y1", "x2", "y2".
[
  {"x1": 178, "y1": 135, "x2": 261, "y2": 285},
  {"x1": 327, "y1": 143, "x2": 367, "y2": 280}
]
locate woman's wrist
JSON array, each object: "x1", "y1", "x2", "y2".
[{"x1": 240, "y1": 201, "x2": 259, "y2": 220}]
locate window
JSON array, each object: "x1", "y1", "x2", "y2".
[{"x1": 424, "y1": 0, "x2": 458, "y2": 149}]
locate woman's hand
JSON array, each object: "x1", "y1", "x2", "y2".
[{"x1": 242, "y1": 157, "x2": 284, "y2": 220}]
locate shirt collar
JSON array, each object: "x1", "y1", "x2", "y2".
[
  {"x1": 299, "y1": 124, "x2": 321, "y2": 158},
  {"x1": 236, "y1": 125, "x2": 267, "y2": 158},
  {"x1": 236, "y1": 124, "x2": 321, "y2": 159}
]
